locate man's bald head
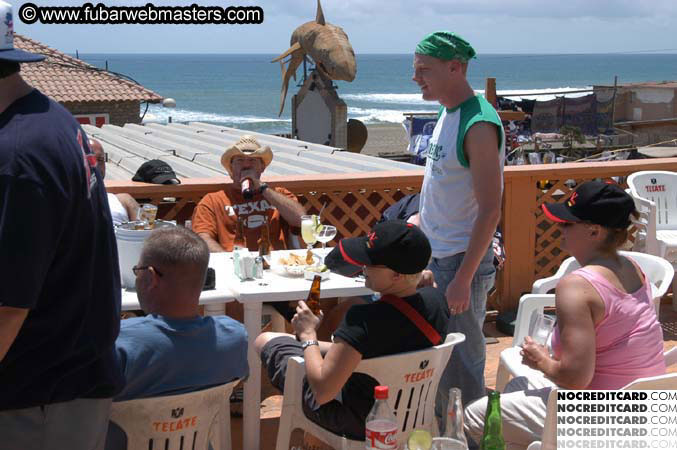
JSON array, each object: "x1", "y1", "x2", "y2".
[{"x1": 136, "y1": 227, "x2": 210, "y2": 317}]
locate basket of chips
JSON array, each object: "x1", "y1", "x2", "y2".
[{"x1": 275, "y1": 250, "x2": 320, "y2": 276}]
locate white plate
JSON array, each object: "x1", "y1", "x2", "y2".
[{"x1": 303, "y1": 269, "x2": 330, "y2": 281}]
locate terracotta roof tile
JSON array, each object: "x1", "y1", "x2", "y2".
[{"x1": 14, "y1": 34, "x2": 163, "y2": 104}]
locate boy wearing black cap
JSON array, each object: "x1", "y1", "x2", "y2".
[{"x1": 254, "y1": 220, "x2": 449, "y2": 440}]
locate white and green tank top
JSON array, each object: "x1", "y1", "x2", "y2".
[{"x1": 419, "y1": 94, "x2": 505, "y2": 258}]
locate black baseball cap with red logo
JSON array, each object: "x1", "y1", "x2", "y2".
[
  {"x1": 132, "y1": 159, "x2": 181, "y2": 185},
  {"x1": 541, "y1": 181, "x2": 636, "y2": 229},
  {"x1": 328, "y1": 220, "x2": 431, "y2": 275}
]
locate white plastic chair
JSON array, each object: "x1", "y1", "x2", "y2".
[
  {"x1": 495, "y1": 294, "x2": 558, "y2": 393},
  {"x1": 496, "y1": 251, "x2": 673, "y2": 392},
  {"x1": 628, "y1": 171, "x2": 677, "y2": 264},
  {"x1": 274, "y1": 333, "x2": 465, "y2": 450},
  {"x1": 109, "y1": 380, "x2": 239, "y2": 450},
  {"x1": 626, "y1": 188, "x2": 660, "y2": 256},
  {"x1": 527, "y1": 347, "x2": 677, "y2": 450}
]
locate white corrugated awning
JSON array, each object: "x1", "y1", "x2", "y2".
[{"x1": 83, "y1": 122, "x2": 418, "y2": 181}]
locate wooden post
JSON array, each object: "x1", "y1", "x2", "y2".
[
  {"x1": 610, "y1": 75, "x2": 618, "y2": 129},
  {"x1": 486, "y1": 77, "x2": 497, "y2": 107},
  {"x1": 500, "y1": 172, "x2": 537, "y2": 310}
]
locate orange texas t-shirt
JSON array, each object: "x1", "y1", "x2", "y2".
[{"x1": 191, "y1": 186, "x2": 299, "y2": 251}]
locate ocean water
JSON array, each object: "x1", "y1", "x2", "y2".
[{"x1": 79, "y1": 53, "x2": 677, "y2": 135}]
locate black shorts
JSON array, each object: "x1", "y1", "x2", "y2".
[{"x1": 260, "y1": 336, "x2": 368, "y2": 440}]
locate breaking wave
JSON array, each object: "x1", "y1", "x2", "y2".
[
  {"x1": 348, "y1": 107, "x2": 409, "y2": 123},
  {"x1": 343, "y1": 86, "x2": 593, "y2": 106},
  {"x1": 342, "y1": 93, "x2": 435, "y2": 105},
  {"x1": 142, "y1": 105, "x2": 291, "y2": 125}
]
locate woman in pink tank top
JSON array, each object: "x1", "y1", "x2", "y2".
[
  {"x1": 530, "y1": 181, "x2": 665, "y2": 388},
  {"x1": 464, "y1": 181, "x2": 665, "y2": 449}
]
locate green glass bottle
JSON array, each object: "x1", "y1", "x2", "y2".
[{"x1": 480, "y1": 391, "x2": 505, "y2": 450}]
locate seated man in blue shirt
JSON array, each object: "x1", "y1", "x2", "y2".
[{"x1": 107, "y1": 227, "x2": 248, "y2": 449}]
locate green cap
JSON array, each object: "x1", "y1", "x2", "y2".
[{"x1": 415, "y1": 31, "x2": 476, "y2": 62}]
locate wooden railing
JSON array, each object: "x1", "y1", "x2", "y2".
[{"x1": 107, "y1": 158, "x2": 677, "y2": 312}]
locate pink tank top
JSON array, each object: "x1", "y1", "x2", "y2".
[{"x1": 551, "y1": 260, "x2": 665, "y2": 389}]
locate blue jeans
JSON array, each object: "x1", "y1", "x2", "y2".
[
  {"x1": 429, "y1": 247, "x2": 496, "y2": 432},
  {"x1": 0, "y1": 398, "x2": 112, "y2": 450}
]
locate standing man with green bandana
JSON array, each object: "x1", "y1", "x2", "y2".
[{"x1": 411, "y1": 31, "x2": 505, "y2": 425}]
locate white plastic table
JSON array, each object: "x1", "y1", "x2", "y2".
[
  {"x1": 224, "y1": 250, "x2": 373, "y2": 450},
  {"x1": 120, "y1": 252, "x2": 238, "y2": 312}
]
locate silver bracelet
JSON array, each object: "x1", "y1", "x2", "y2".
[{"x1": 301, "y1": 340, "x2": 319, "y2": 350}]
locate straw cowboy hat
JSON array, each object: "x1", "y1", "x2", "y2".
[{"x1": 221, "y1": 135, "x2": 273, "y2": 177}]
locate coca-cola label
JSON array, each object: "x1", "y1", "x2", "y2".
[{"x1": 365, "y1": 427, "x2": 397, "y2": 449}]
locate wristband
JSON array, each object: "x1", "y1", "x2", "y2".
[
  {"x1": 259, "y1": 183, "x2": 269, "y2": 195},
  {"x1": 301, "y1": 340, "x2": 319, "y2": 350}
]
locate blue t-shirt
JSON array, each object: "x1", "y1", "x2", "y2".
[
  {"x1": 115, "y1": 314, "x2": 249, "y2": 401},
  {"x1": 0, "y1": 89, "x2": 123, "y2": 410}
]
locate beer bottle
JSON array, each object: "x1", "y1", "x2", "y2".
[
  {"x1": 235, "y1": 216, "x2": 245, "y2": 248},
  {"x1": 258, "y1": 216, "x2": 271, "y2": 269},
  {"x1": 441, "y1": 387, "x2": 469, "y2": 448},
  {"x1": 480, "y1": 391, "x2": 505, "y2": 450},
  {"x1": 305, "y1": 275, "x2": 322, "y2": 316}
]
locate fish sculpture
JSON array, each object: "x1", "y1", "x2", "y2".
[{"x1": 272, "y1": 0, "x2": 356, "y2": 116}]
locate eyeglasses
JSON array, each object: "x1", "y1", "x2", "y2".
[{"x1": 132, "y1": 265, "x2": 163, "y2": 277}]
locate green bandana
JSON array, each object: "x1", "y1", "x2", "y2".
[{"x1": 415, "y1": 31, "x2": 476, "y2": 62}]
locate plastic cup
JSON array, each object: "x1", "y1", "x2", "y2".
[
  {"x1": 139, "y1": 203, "x2": 158, "y2": 226},
  {"x1": 529, "y1": 312, "x2": 556, "y2": 346}
]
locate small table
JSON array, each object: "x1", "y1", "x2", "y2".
[{"x1": 120, "y1": 253, "x2": 238, "y2": 312}]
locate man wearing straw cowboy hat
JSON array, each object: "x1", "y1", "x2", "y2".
[
  {"x1": 0, "y1": 2, "x2": 123, "y2": 449},
  {"x1": 192, "y1": 134, "x2": 305, "y2": 252}
]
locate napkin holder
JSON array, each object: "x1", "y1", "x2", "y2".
[{"x1": 233, "y1": 249, "x2": 256, "y2": 280}]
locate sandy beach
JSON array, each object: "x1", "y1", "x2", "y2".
[{"x1": 362, "y1": 123, "x2": 410, "y2": 157}]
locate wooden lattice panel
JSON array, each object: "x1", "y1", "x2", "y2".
[
  {"x1": 112, "y1": 176, "x2": 423, "y2": 241},
  {"x1": 298, "y1": 187, "x2": 415, "y2": 240}
]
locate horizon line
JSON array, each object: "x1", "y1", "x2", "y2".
[{"x1": 68, "y1": 51, "x2": 677, "y2": 56}]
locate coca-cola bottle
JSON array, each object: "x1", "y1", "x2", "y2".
[{"x1": 365, "y1": 385, "x2": 398, "y2": 449}]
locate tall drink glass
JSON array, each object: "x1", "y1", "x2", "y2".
[{"x1": 301, "y1": 215, "x2": 318, "y2": 251}]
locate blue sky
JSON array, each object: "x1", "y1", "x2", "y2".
[{"x1": 13, "y1": 0, "x2": 677, "y2": 54}]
